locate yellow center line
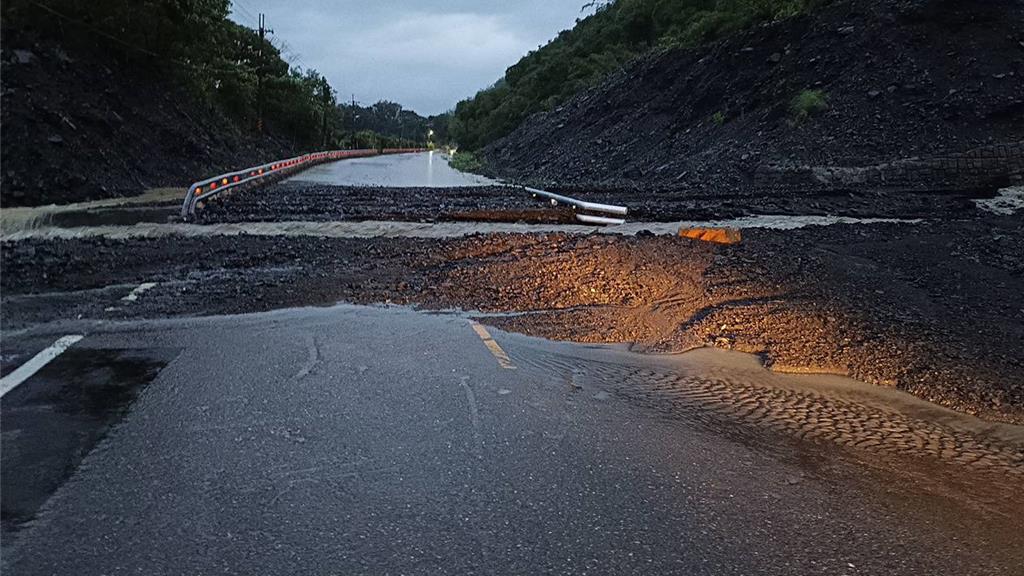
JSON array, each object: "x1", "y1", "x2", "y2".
[{"x1": 470, "y1": 321, "x2": 517, "y2": 370}]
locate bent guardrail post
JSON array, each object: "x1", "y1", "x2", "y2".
[
  {"x1": 523, "y1": 186, "x2": 628, "y2": 216},
  {"x1": 575, "y1": 213, "x2": 627, "y2": 226}
]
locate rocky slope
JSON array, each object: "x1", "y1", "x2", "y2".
[
  {"x1": 1, "y1": 33, "x2": 294, "y2": 207},
  {"x1": 483, "y1": 0, "x2": 1024, "y2": 202}
]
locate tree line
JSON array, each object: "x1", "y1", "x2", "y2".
[
  {"x1": 339, "y1": 100, "x2": 450, "y2": 149},
  {"x1": 3, "y1": 0, "x2": 441, "y2": 149},
  {"x1": 449, "y1": 0, "x2": 821, "y2": 150}
]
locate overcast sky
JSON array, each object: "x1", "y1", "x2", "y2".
[{"x1": 228, "y1": 1, "x2": 592, "y2": 116}]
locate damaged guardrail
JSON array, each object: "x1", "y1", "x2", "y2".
[
  {"x1": 521, "y1": 186, "x2": 629, "y2": 225},
  {"x1": 180, "y1": 148, "x2": 426, "y2": 219}
]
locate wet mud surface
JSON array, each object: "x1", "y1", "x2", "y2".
[
  {"x1": 512, "y1": 342, "x2": 1024, "y2": 524},
  {"x1": 194, "y1": 181, "x2": 980, "y2": 224},
  {"x1": 2, "y1": 214, "x2": 1022, "y2": 424}
]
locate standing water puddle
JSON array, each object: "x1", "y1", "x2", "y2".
[{"x1": 289, "y1": 151, "x2": 496, "y2": 187}]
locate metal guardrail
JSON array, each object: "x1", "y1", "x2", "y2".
[
  {"x1": 180, "y1": 150, "x2": 628, "y2": 226},
  {"x1": 521, "y1": 186, "x2": 628, "y2": 225},
  {"x1": 180, "y1": 148, "x2": 427, "y2": 219},
  {"x1": 575, "y1": 213, "x2": 627, "y2": 226}
]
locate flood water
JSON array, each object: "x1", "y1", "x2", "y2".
[
  {"x1": 0, "y1": 216, "x2": 923, "y2": 242},
  {"x1": 289, "y1": 151, "x2": 496, "y2": 187}
]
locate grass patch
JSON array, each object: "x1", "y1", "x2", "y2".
[
  {"x1": 448, "y1": 151, "x2": 485, "y2": 174},
  {"x1": 790, "y1": 89, "x2": 829, "y2": 122}
]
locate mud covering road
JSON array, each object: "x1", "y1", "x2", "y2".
[
  {"x1": 3, "y1": 213, "x2": 1022, "y2": 424},
  {"x1": 195, "y1": 183, "x2": 577, "y2": 224},
  {"x1": 196, "y1": 180, "x2": 981, "y2": 224}
]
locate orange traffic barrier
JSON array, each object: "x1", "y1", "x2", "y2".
[{"x1": 678, "y1": 227, "x2": 742, "y2": 244}]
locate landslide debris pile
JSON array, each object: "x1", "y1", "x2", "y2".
[
  {"x1": 483, "y1": 0, "x2": 1024, "y2": 197},
  {"x1": 3, "y1": 215, "x2": 1021, "y2": 423}
]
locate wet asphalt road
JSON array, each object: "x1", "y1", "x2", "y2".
[
  {"x1": 289, "y1": 151, "x2": 496, "y2": 187},
  {"x1": 2, "y1": 305, "x2": 1021, "y2": 575}
]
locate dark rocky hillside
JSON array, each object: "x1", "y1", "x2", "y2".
[
  {"x1": 483, "y1": 0, "x2": 1024, "y2": 201},
  {"x1": 1, "y1": 34, "x2": 294, "y2": 207}
]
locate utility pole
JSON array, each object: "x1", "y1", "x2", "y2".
[
  {"x1": 350, "y1": 94, "x2": 358, "y2": 148},
  {"x1": 256, "y1": 13, "x2": 273, "y2": 134},
  {"x1": 320, "y1": 76, "x2": 332, "y2": 149}
]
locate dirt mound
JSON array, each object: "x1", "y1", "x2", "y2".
[
  {"x1": 1, "y1": 33, "x2": 295, "y2": 207},
  {"x1": 483, "y1": 0, "x2": 1024, "y2": 201}
]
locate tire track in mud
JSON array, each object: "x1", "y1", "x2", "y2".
[{"x1": 514, "y1": 351, "x2": 1024, "y2": 479}]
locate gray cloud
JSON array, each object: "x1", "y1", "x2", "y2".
[{"x1": 229, "y1": 1, "x2": 590, "y2": 115}]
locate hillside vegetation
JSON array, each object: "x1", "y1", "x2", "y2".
[
  {"x1": 5, "y1": 0, "x2": 344, "y2": 147},
  {"x1": 449, "y1": 0, "x2": 821, "y2": 150},
  {"x1": 1, "y1": 1, "x2": 436, "y2": 205},
  {"x1": 481, "y1": 0, "x2": 1024, "y2": 200}
]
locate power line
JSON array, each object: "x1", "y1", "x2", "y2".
[
  {"x1": 229, "y1": 1, "x2": 262, "y2": 31},
  {"x1": 232, "y1": 0, "x2": 262, "y2": 19},
  {"x1": 271, "y1": 38, "x2": 303, "y2": 67},
  {"x1": 231, "y1": 9, "x2": 259, "y2": 29},
  {"x1": 231, "y1": 1, "x2": 259, "y2": 24},
  {"x1": 32, "y1": 1, "x2": 255, "y2": 76}
]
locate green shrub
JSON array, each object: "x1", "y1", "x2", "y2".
[
  {"x1": 448, "y1": 151, "x2": 485, "y2": 174},
  {"x1": 790, "y1": 89, "x2": 829, "y2": 122},
  {"x1": 711, "y1": 111, "x2": 726, "y2": 126}
]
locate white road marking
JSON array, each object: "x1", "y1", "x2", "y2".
[
  {"x1": 0, "y1": 335, "x2": 84, "y2": 398},
  {"x1": 121, "y1": 282, "x2": 157, "y2": 302}
]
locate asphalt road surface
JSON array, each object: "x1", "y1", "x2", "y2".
[
  {"x1": 2, "y1": 304, "x2": 1022, "y2": 575},
  {"x1": 289, "y1": 151, "x2": 496, "y2": 187}
]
